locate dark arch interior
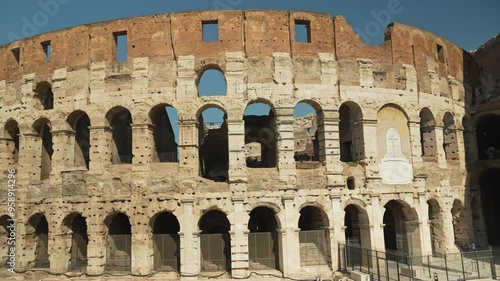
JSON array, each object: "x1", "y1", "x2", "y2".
[
  {"x1": 152, "y1": 212, "x2": 180, "y2": 272},
  {"x1": 199, "y1": 210, "x2": 231, "y2": 271},
  {"x1": 32, "y1": 215, "x2": 49, "y2": 268},
  {"x1": 199, "y1": 210, "x2": 230, "y2": 234},
  {"x1": 5, "y1": 121, "x2": 19, "y2": 163},
  {"x1": 244, "y1": 103, "x2": 277, "y2": 168},
  {"x1": 35, "y1": 122, "x2": 53, "y2": 180},
  {"x1": 35, "y1": 82, "x2": 54, "y2": 110},
  {"x1": 383, "y1": 201, "x2": 407, "y2": 253},
  {"x1": 73, "y1": 113, "x2": 91, "y2": 169},
  {"x1": 70, "y1": 214, "x2": 88, "y2": 271},
  {"x1": 420, "y1": 109, "x2": 437, "y2": 159},
  {"x1": 108, "y1": 213, "x2": 131, "y2": 235},
  {"x1": 198, "y1": 107, "x2": 228, "y2": 182},
  {"x1": 151, "y1": 106, "x2": 178, "y2": 163},
  {"x1": 293, "y1": 102, "x2": 320, "y2": 162},
  {"x1": 248, "y1": 207, "x2": 280, "y2": 270},
  {"x1": 248, "y1": 207, "x2": 277, "y2": 232},
  {"x1": 299, "y1": 206, "x2": 326, "y2": 230},
  {"x1": 476, "y1": 115, "x2": 500, "y2": 160},
  {"x1": 478, "y1": 169, "x2": 500, "y2": 246},
  {"x1": 108, "y1": 108, "x2": 132, "y2": 164},
  {"x1": 153, "y1": 212, "x2": 180, "y2": 234},
  {"x1": 344, "y1": 205, "x2": 360, "y2": 244}
]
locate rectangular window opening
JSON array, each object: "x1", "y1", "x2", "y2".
[
  {"x1": 114, "y1": 32, "x2": 128, "y2": 62},
  {"x1": 202, "y1": 20, "x2": 219, "y2": 42},
  {"x1": 11, "y1": 47, "x2": 20, "y2": 65},
  {"x1": 41, "y1": 41, "x2": 51, "y2": 61},
  {"x1": 295, "y1": 20, "x2": 311, "y2": 43},
  {"x1": 436, "y1": 44, "x2": 445, "y2": 63}
]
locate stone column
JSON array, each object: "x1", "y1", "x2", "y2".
[
  {"x1": 178, "y1": 119, "x2": 199, "y2": 176},
  {"x1": 21, "y1": 133, "x2": 42, "y2": 180},
  {"x1": 86, "y1": 215, "x2": 106, "y2": 275},
  {"x1": 408, "y1": 121, "x2": 423, "y2": 167},
  {"x1": 361, "y1": 120, "x2": 379, "y2": 178},
  {"x1": 230, "y1": 197, "x2": 249, "y2": 277},
  {"x1": 416, "y1": 192, "x2": 431, "y2": 256},
  {"x1": 442, "y1": 204, "x2": 460, "y2": 253},
  {"x1": 369, "y1": 194, "x2": 385, "y2": 252},
  {"x1": 131, "y1": 123, "x2": 154, "y2": 166},
  {"x1": 50, "y1": 129, "x2": 74, "y2": 181},
  {"x1": 282, "y1": 192, "x2": 300, "y2": 275},
  {"x1": 323, "y1": 110, "x2": 344, "y2": 187},
  {"x1": 276, "y1": 107, "x2": 296, "y2": 187},
  {"x1": 455, "y1": 127, "x2": 467, "y2": 169},
  {"x1": 434, "y1": 125, "x2": 447, "y2": 168},
  {"x1": 49, "y1": 223, "x2": 69, "y2": 273},
  {"x1": 88, "y1": 126, "x2": 112, "y2": 172},
  {"x1": 329, "y1": 193, "x2": 344, "y2": 271},
  {"x1": 179, "y1": 198, "x2": 199, "y2": 276},
  {"x1": 227, "y1": 119, "x2": 247, "y2": 186},
  {"x1": 131, "y1": 218, "x2": 151, "y2": 275}
]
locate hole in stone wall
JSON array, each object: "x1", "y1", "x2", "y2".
[
  {"x1": 69, "y1": 214, "x2": 88, "y2": 272},
  {"x1": 41, "y1": 41, "x2": 51, "y2": 61},
  {"x1": 248, "y1": 207, "x2": 280, "y2": 270},
  {"x1": 437, "y1": 44, "x2": 445, "y2": 63},
  {"x1": 347, "y1": 177, "x2": 355, "y2": 190},
  {"x1": 294, "y1": 102, "x2": 321, "y2": 164},
  {"x1": 11, "y1": 47, "x2": 20, "y2": 65},
  {"x1": 198, "y1": 69, "x2": 227, "y2": 96},
  {"x1": 202, "y1": 20, "x2": 219, "y2": 42},
  {"x1": 34, "y1": 82, "x2": 54, "y2": 110},
  {"x1": 30, "y1": 215, "x2": 50, "y2": 269},
  {"x1": 244, "y1": 102, "x2": 277, "y2": 168},
  {"x1": 150, "y1": 105, "x2": 179, "y2": 163},
  {"x1": 114, "y1": 31, "x2": 127, "y2": 62},
  {"x1": 198, "y1": 107, "x2": 228, "y2": 182},
  {"x1": 295, "y1": 20, "x2": 311, "y2": 43}
]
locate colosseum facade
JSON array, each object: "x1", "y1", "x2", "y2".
[{"x1": 0, "y1": 9, "x2": 483, "y2": 281}]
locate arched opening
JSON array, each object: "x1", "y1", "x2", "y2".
[
  {"x1": 427, "y1": 199, "x2": 444, "y2": 255},
  {"x1": 476, "y1": 114, "x2": 500, "y2": 160},
  {"x1": 34, "y1": 81, "x2": 54, "y2": 110},
  {"x1": 377, "y1": 105, "x2": 413, "y2": 185},
  {"x1": 28, "y1": 214, "x2": 50, "y2": 269},
  {"x1": 197, "y1": 68, "x2": 227, "y2": 97},
  {"x1": 344, "y1": 205, "x2": 361, "y2": 246},
  {"x1": 0, "y1": 215, "x2": 12, "y2": 267},
  {"x1": 4, "y1": 120, "x2": 19, "y2": 164},
  {"x1": 293, "y1": 101, "x2": 323, "y2": 164},
  {"x1": 298, "y1": 206, "x2": 329, "y2": 266},
  {"x1": 443, "y1": 112, "x2": 459, "y2": 161},
  {"x1": 105, "y1": 213, "x2": 131, "y2": 273},
  {"x1": 152, "y1": 212, "x2": 180, "y2": 272},
  {"x1": 244, "y1": 102, "x2": 277, "y2": 168},
  {"x1": 197, "y1": 107, "x2": 228, "y2": 181},
  {"x1": 419, "y1": 108, "x2": 437, "y2": 161},
  {"x1": 383, "y1": 201, "x2": 413, "y2": 255},
  {"x1": 149, "y1": 105, "x2": 179, "y2": 162},
  {"x1": 451, "y1": 200, "x2": 468, "y2": 249},
  {"x1": 106, "y1": 107, "x2": 132, "y2": 164},
  {"x1": 199, "y1": 210, "x2": 231, "y2": 272},
  {"x1": 33, "y1": 119, "x2": 53, "y2": 180},
  {"x1": 68, "y1": 111, "x2": 91, "y2": 169},
  {"x1": 63, "y1": 214, "x2": 88, "y2": 272},
  {"x1": 339, "y1": 102, "x2": 364, "y2": 162},
  {"x1": 248, "y1": 207, "x2": 280, "y2": 270}
]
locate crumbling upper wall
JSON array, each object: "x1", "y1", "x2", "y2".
[
  {"x1": 0, "y1": 10, "x2": 472, "y2": 89},
  {"x1": 472, "y1": 34, "x2": 500, "y2": 103}
]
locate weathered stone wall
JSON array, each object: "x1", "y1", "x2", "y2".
[{"x1": 0, "y1": 10, "x2": 477, "y2": 281}]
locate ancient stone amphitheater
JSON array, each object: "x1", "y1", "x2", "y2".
[{"x1": 0, "y1": 9, "x2": 497, "y2": 281}]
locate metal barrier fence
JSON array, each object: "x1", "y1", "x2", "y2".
[
  {"x1": 200, "y1": 233, "x2": 230, "y2": 272},
  {"x1": 248, "y1": 232, "x2": 278, "y2": 270},
  {"x1": 299, "y1": 230, "x2": 329, "y2": 266},
  {"x1": 158, "y1": 152, "x2": 178, "y2": 162},
  {"x1": 153, "y1": 234, "x2": 180, "y2": 272},
  {"x1": 339, "y1": 243, "x2": 499, "y2": 281},
  {"x1": 70, "y1": 233, "x2": 87, "y2": 272},
  {"x1": 34, "y1": 233, "x2": 50, "y2": 269},
  {"x1": 105, "y1": 234, "x2": 131, "y2": 273}
]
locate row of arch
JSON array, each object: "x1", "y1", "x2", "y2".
[
  {"x1": 2, "y1": 101, "x2": 460, "y2": 181},
  {"x1": 0, "y1": 198, "x2": 467, "y2": 273}
]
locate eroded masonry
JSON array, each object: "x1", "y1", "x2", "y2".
[{"x1": 0, "y1": 9, "x2": 494, "y2": 281}]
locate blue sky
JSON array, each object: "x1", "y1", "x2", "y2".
[{"x1": 0, "y1": 0, "x2": 498, "y2": 140}]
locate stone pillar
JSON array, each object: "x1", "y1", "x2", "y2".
[
  {"x1": 358, "y1": 59, "x2": 374, "y2": 88},
  {"x1": 131, "y1": 123, "x2": 154, "y2": 166},
  {"x1": 0, "y1": 137, "x2": 17, "y2": 171},
  {"x1": 455, "y1": 127, "x2": 467, "y2": 169},
  {"x1": 131, "y1": 219, "x2": 151, "y2": 275},
  {"x1": 369, "y1": 194, "x2": 385, "y2": 252},
  {"x1": 50, "y1": 129, "x2": 74, "y2": 181},
  {"x1": 132, "y1": 57, "x2": 148, "y2": 93},
  {"x1": 178, "y1": 119, "x2": 199, "y2": 176},
  {"x1": 86, "y1": 216, "x2": 106, "y2": 275},
  {"x1": 429, "y1": 70, "x2": 441, "y2": 96},
  {"x1": 227, "y1": 119, "x2": 246, "y2": 185},
  {"x1": 282, "y1": 193, "x2": 300, "y2": 275},
  {"x1": 89, "y1": 62, "x2": 106, "y2": 103},
  {"x1": 276, "y1": 107, "x2": 296, "y2": 187},
  {"x1": 329, "y1": 193, "x2": 344, "y2": 271},
  {"x1": 434, "y1": 125, "x2": 447, "y2": 168},
  {"x1": 225, "y1": 52, "x2": 246, "y2": 96},
  {"x1": 230, "y1": 197, "x2": 249, "y2": 277},
  {"x1": 323, "y1": 110, "x2": 344, "y2": 187},
  {"x1": 361, "y1": 120, "x2": 379, "y2": 178},
  {"x1": 442, "y1": 203, "x2": 460, "y2": 253},
  {"x1": 88, "y1": 126, "x2": 112, "y2": 172},
  {"x1": 21, "y1": 133, "x2": 42, "y2": 181},
  {"x1": 408, "y1": 121, "x2": 423, "y2": 167},
  {"x1": 404, "y1": 65, "x2": 418, "y2": 92},
  {"x1": 176, "y1": 55, "x2": 197, "y2": 99},
  {"x1": 416, "y1": 192, "x2": 431, "y2": 256},
  {"x1": 179, "y1": 198, "x2": 199, "y2": 275},
  {"x1": 49, "y1": 223, "x2": 69, "y2": 273}
]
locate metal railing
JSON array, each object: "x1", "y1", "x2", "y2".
[
  {"x1": 299, "y1": 230, "x2": 329, "y2": 266},
  {"x1": 158, "y1": 152, "x2": 178, "y2": 162},
  {"x1": 248, "y1": 232, "x2": 279, "y2": 270},
  {"x1": 339, "y1": 243, "x2": 499, "y2": 281},
  {"x1": 33, "y1": 233, "x2": 50, "y2": 269},
  {"x1": 200, "y1": 233, "x2": 230, "y2": 272},
  {"x1": 105, "y1": 234, "x2": 131, "y2": 273},
  {"x1": 69, "y1": 233, "x2": 87, "y2": 272},
  {"x1": 153, "y1": 234, "x2": 180, "y2": 272}
]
